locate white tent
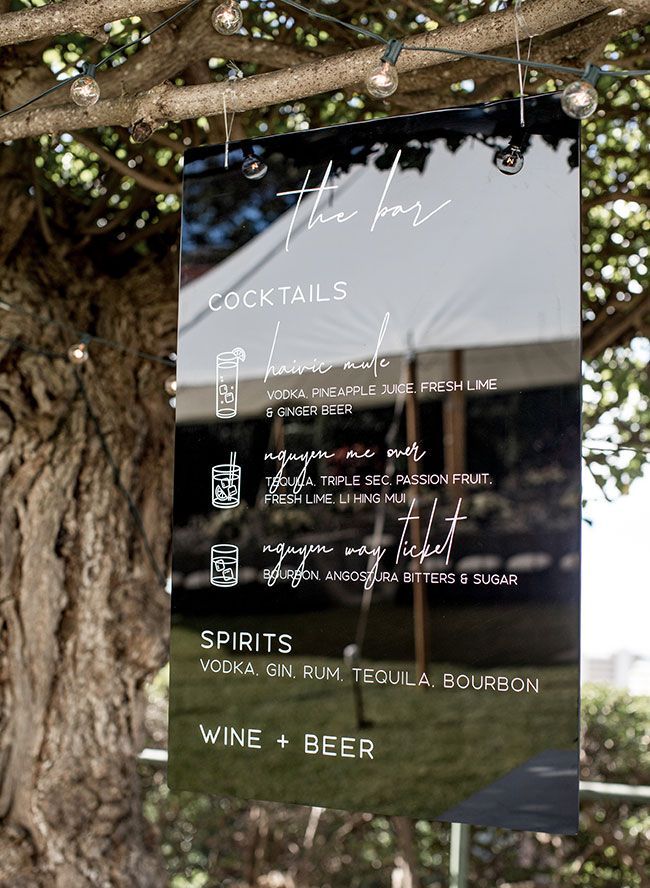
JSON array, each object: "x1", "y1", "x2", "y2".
[{"x1": 177, "y1": 135, "x2": 580, "y2": 422}]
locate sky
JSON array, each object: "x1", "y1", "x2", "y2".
[{"x1": 581, "y1": 465, "x2": 650, "y2": 659}]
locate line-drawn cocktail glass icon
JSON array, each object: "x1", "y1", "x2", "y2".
[
  {"x1": 212, "y1": 452, "x2": 241, "y2": 509},
  {"x1": 210, "y1": 544, "x2": 239, "y2": 587},
  {"x1": 216, "y1": 347, "x2": 246, "y2": 418}
]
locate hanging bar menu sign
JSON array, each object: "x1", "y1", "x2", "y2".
[{"x1": 170, "y1": 95, "x2": 581, "y2": 834}]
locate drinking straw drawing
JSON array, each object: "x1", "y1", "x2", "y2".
[
  {"x1": 212, "y1": 452, "x2": 241, "y2": 509},
  {"x1": 216, "y1": 347, "x2": 246, "y2": 418}
]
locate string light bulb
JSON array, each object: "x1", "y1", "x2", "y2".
[
  {"x1": 241, "y1": 153, "x2": 268, "y2": 180},
  {"x1": 164, "y1": 375, "x2": 177, "y2": 397},
  {"x1": 365, "y1": 39, "x2": 402, "y2": 99},
  {"x1": 68, "y1": 338, "x2": 90, "y2": 364},
  {"x1": 495, "y1": 140, "x2": 525, "y2": 175},
  {"x1": 70, "y1": 63, "x2": 100, "y2": 107},
  {"x1": 561, "y1": 64, "x2": 600, "y2": 119},
  {"x1": 211, "y1": 0, "x2": 243, "y2": 35},
  {"x1": 0, "y1": 0, "x2": 648, "y2": 136}
]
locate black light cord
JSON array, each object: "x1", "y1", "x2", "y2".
[
  {"x1": 97, "y1": 0, "x2": 202, "y2": 69},
  {"x1": 271, "y1": 0, "x2": 650, "y2": 79},
  {"x1": 0, "y1": 330, "x2": 650, "y2": 455},
  {"x1": 0, "y1": 333, "x2": 67, "y2": 360},
  {"x1": 273, "y1": 0, "x2": 389, "y2": 45},
  {"x1": 2, "y1": 334, "x2": 647, "y2": 461},
  {"x1": 0, "y1": 335, "x2": 647, "y2": 595},
  {"x1": 0, "y1": 0, "x2": 201, "y2": 123},
  {"x1": 0, "y1": 77, "x2": 76, "y2": 122},
  {"x1": 81, "y1": 332, "x2": 175, "y2": 366},
  {"x1": 400, "y1": 42, "x2": 650, "y2": 79},
  {"x1": 0, "y1": 298, "x2": 174, "y2": 366},
  {"x1": 0, "y1": 0, "x2": 647, "y2": 126}
]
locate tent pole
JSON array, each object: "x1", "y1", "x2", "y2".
[
  {"x1": 272, "y1": 413, "x2": 285, "y2": 453},
  {"x1": 405, "y1": 355, "x2": 429, "y2": 678},
  {"x1": 449, "y1": 822, "x2": 470, "y2": 888},
  {"x1": 443, "y1": 350, "x2": 466, "y2": 481}
]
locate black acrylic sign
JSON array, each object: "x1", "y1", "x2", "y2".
[{"x1": 170, "y1": 95, "x2": 581, "y2": 834}]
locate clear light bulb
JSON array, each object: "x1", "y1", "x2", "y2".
[
  {"x1": 365, "y1": 61, "x2": 399, "y2": 99},
  {"x1": 211, "y1": 0, "x2": 243, "y2": 35},
  {"x1": 68, "y1": 342, "x2": 89, "y2": 364},
  {"x1": 495, "y1": 144, "x2": 524, "y2": 175},
  {"x1": 70, "y1": 75, "x2": 100, "y2": 107},
  {"x1": 561, "y1": 80, "x2": 599, "y2": 119},
  {"x1": 164, "y1": 375, "x2": 177, "y2": 397},
  {"x1": 242, "y1": 155, "x2": 268, "y2": 180}
]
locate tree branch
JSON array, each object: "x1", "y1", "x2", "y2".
[
  {"x1": 92, "y1": 13, "x2": 322, "y2": 99},
  {"x1": 583, "y1": 293, "x2": 650, "y2": 360},
  {"x1": 0, "y1": 0, "x2": 186, "y2": 47},
  {"x1": 0, "y1": 0, "x2": 611, "y2": 141},
  {"x1": 1, "y1": 8, "x2": 325, "y2": 117},
  {"x1": 73, "y1": 133, "x2": 181, "y2": 194},
  {"x1": 397, "y1": 10, "x2": 633, "y2": 97},
  {"x1": 583, "y1": 189, "x2": 645, "y2": 209}
]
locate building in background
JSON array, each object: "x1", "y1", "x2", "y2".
[{"x1": 583, "y1": 650, "x2": 650, "y2": 695}]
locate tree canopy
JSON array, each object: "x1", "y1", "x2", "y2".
[{"x1": 0, "y1": 0, "x2": 648, "y2": 494}]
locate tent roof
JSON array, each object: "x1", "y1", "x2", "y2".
[{"x1": 177, "y1": 134, "x2": 579, "y2": 422}]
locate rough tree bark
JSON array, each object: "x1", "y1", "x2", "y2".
[
  {"x1": 0, "y1": 0, "x2": 183, "y2": 46},
  {"x1": 0, "y1": 148, "x2": 177, "y2": 886},
  {"x1": 0, "y1": 1, "x2": 646, "y2": 882}
]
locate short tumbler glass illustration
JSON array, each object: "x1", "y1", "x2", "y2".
[
  {"x1": 216, "y1": 347, "x2": 246, "y2": 418},
  {"x1": 212, "y1": 460, "x2": 241, "y2": 509},
  {"x1": 210, "y1": 544, "x2": 239, "y2": 588}
]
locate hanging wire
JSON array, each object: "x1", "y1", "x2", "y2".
[
  {"x1": 513, "y1": 0, "x2": 532, "y2": 128},
  {"x1": 0, "y1": 0, "x2": 648, "y2": 126},
  {"x1": 222, "y1": 62, "x2": 241, "y2": 169},
  {"x1": 0, "y1": 298, "x2": 174, "y2": 366},
  {"x1": 223, "y1": 93, "x2": 235, "y2": 168}
]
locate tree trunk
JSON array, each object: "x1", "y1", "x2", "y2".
[{"x1": 0, "y1": 161, "x2": 177, "y2": 885}]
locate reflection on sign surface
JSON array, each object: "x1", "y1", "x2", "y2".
[{"x1": 170, "y1": 95, "x2": 581, "y2": 834}]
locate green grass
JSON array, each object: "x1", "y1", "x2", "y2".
[{"x1": 169, "y1": 621, "x2": 579, "y2": 819}]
